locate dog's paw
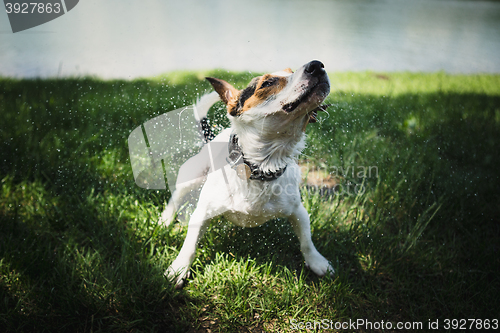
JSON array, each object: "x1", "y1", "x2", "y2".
[
  {"x1": 165, "y1": 261, "x2": 191, "y2": 289},
  {"x1": 305, "y1": 252, "x2": 334, "y2": 277}
]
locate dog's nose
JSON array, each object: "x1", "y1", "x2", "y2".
[{"x1": 305, "y1": 60, "x2": 325, "y2": 77}]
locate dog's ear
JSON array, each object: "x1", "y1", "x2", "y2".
[
  {"x1": 283, "y1": 68, "x2": 293, "y2": 74},
  {"x1": 206, "y1": 77, "x2": 239, "y2": 105}
]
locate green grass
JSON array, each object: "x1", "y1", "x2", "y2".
[{"x1": 1, "y1": 71, "x2": 499, "y2": 332}]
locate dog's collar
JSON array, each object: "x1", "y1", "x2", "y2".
[{"x1": 227, "y1": 132, "x2": 287, "y2": 181}]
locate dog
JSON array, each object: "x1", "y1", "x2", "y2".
[{"x1": 161, "y1": 60, "x2": 334, "y2": 288}]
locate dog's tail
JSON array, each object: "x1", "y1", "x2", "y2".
[{"x1": 193, "y1": 91, "x2": 220, "y2": 143}]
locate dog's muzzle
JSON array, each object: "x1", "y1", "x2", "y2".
[{"x1": 282, "y1": 60, "x2": 330, "y2": 113}]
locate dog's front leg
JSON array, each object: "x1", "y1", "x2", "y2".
[
  {"x1": 289, "y1": 204, "x2": 334, "y2": 276},
  {"x1": 166, "y1": 207, "x2": 211, "y2": 288}
]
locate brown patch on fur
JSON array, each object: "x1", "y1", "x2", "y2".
[
  {"x1": 227, "y1": 76, "x2": 260, "y2": 116},
  {"x1": 207, "y1": 72, "x2": 291, "y2": 117},
  {"x1": 283, "y1": 67, "x2": 293, "y2": 74},
  {"x1": 240, "y1": 74, "x2": 288, "y2": 112}
]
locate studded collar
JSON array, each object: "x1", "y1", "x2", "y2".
[{"x1": 227, "y1": 132, "x2": 287, "y2": 181}]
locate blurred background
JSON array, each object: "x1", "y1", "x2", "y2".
[{"x1": 1, "y1": 0, "x2": 499, "y2": 78}]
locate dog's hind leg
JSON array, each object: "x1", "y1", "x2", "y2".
[
  {"x1": 289, "y1": 204, "x2": 334, "y2": 276},
  {"x1": 165, "y1": 207, "x2": 211, "y2": 288}
]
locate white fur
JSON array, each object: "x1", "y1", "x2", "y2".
[
  {"x1": 193, "y1": 91, "x2": 220, "y2": 121},
  {"x1": 162, "y1": 62, "x2": 333, "y2": 288}
]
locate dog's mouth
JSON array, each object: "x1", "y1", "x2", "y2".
[
  {"x1": 307, "y1": 103, "x2": 332, "y2": 123},
  {"x1": 282, "y1": 81, "x2": 330, "y2": 114}
]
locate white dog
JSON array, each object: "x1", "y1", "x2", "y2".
[{"x1": 161, "y1": 60, "x2": 334, "y2": 288}]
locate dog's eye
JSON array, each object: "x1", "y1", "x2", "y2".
[{"x1": 260, "y1": 78, "x2": 277, "y2": 89}]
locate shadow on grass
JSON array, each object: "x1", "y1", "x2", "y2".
[
  {"x1": 0, "y1": 176, "x2": 192, "y2": 332},
  {"x1": 1, "y1": 75, "x2": 499, "y2": 331}
]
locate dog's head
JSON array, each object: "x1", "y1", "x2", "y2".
[{"x1": 206, "y1": 60, "x2": 330, "y2": 135}]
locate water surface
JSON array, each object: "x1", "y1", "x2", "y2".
[{"x1": 1, "y1": 0, "x2": 499, "y2": 78}]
